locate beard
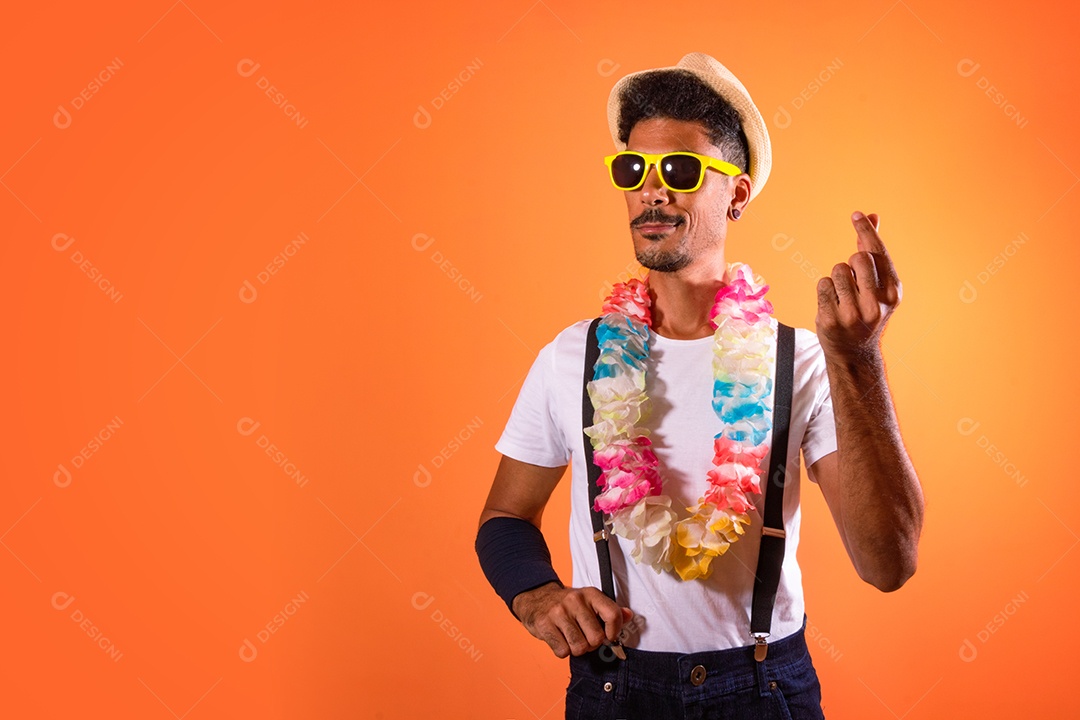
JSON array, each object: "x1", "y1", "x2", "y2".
[
  {"x1": 634, "y1": 229, "x2": 693, "y2": 272},
  {"x1": 635, "y1": 244, "x2": 692, "y2": 273}
]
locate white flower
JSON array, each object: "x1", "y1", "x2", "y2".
[{"x1": 610, "y1": 496, "x2": 678, "y2": 574}]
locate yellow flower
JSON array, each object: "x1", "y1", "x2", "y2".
[{"x1": 666, "y1": 505, "x2": 753, "y2": 581}]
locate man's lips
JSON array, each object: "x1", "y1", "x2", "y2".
[{"x1": 636, "y1": 223, "x2": 679, "y2": 232}]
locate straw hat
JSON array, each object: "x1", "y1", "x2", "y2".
[{"x1": 606, "y1": 52, "x2": 772, "y2": 202}]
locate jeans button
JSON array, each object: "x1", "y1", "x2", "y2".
[
  {"x1": 603, "y1": 682, "x2": 613, "y2": 693},
  {"x1": 690, "y1": 665, "x2": 707, "y2": 686}
]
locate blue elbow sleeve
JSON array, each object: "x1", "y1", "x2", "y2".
[{"x1": 475, "y1": 516, "x2": 564, "y2": 620}]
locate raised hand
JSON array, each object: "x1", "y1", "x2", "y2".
[{"x1": 815, "y1": 211, "x2": 903, "y2": 360}]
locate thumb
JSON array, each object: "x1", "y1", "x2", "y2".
[{"x1": 622, "y1": 607, "x2": 633, "y2": 620}]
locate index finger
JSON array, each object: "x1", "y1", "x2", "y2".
[
  {"x1": 852, "y1": 211, "x2": 899, "y2": 283},
  {"x1": 590, "y1": 593, "x2": 627, "y2": 643}
]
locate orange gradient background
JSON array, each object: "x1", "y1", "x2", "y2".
[{"x1": 4, "y1": 1, "x2": 1079, "y2": 718}]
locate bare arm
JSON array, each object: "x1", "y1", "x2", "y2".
[
  {"x1": 812, "y1": 210, "x2": 925, "y2": 592},
  {"x1": 807, "y1": 356, "x2": 924, "y2": 592},
  {"x1": 477, "y1": 454, "x2": 566, "y2": 531},
  {"x1": 477, "y1": 455, "x2": 633, "y2": 657}
]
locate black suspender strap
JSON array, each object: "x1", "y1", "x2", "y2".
[
  {"x1": 582, "y1": 317, "x2": 617, "y2": 605},
  {"x1": 750, "y1": 321, "x2": 795, "y2": 661},
  {"x1": 582, "y1": 317, "x2": 796, "y2": 662}
]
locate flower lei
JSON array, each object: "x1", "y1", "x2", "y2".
[{"x1": 584, "y1": 262, "x2": 776, "y2": 582}]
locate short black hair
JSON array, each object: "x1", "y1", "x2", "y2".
[{"x1": 616, "y1": 69, "x2": 750, "y2": 175}]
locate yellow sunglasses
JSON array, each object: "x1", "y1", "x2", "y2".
[{"x1": 603, "y1": 151, "x2": 742, "y2": 193}]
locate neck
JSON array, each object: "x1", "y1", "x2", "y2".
[{"x1": 647, "y1": 257, "x2": 731, "y2": 340}]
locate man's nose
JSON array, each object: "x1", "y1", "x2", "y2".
[{"x1": 640, "y1": 164, "x2": 670, "y2": 205}]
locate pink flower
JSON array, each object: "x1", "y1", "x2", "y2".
[
  {"x1": 712, "y1": 437, "x2": 768, "y2": 488},
  {"x1": 593, "y1": 436, "x2": 658, "y2": 471},
  {"x1": 603, "y1": 277, "x2": 652, "y2": 326},
  {"x1": 709, "y1": 264, "x2": 774, "y2": 327},
  {"x1": 703, "y1": 483, "x2": 756, "y2": 514},
  {"x1": 595, "y1": 477, "x2": 651, "y2": 513},
  {"x1": 594, "y1": 459, "x2": 663, "y2": 513}
]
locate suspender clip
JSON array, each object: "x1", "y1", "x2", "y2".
[{"x1": 752, "y1": 633, "x2": 769, "y2": 662}]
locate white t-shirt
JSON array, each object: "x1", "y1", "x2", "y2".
[{"x1": 495, "y1": 316, "x2": 838, "y2": 653}]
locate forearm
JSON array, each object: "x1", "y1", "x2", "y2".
[
  {"x1": 475, "y1": 516, "x2": 564, "y2": 619},
  {"x1": 825, "y1": 351, "x2": 924, "y2": 591}
]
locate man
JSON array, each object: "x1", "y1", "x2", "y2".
[{"x1": 475, "y1": 52, "x2": 924, "y2": 719}]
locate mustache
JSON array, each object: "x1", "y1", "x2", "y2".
[{"x1": 632, "y1": 212, "x2": 683, "y2": 227}]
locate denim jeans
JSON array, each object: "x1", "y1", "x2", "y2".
[{"x1": 565, "y1": 613, "x2": 825, "y2": 719}]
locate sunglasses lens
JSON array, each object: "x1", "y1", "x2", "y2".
[
  {"x1": 611, "y1": 154, "x2": 646, "y2": 189},
  {"x1": 660, "y1": 154, "x2": 703, "y2": 190}
]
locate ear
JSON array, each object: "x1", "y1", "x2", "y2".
[{"x1": 729, "y1": 173, "x2": 752, "y2": 217}]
